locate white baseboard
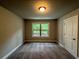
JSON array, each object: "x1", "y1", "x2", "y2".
[
  {"x1": 58, "y1": 42, "x2": 78, "y2": 59},
  {"x1": 1, "y1": 44, "x2": 22, "y2": 59},
  {"x1": 58, "y1": 42, "x2": 64, "y2": 48},
  {"x1": 25, "y1": 40, "x2": 57, "y2": 42}
]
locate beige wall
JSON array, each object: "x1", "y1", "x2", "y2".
[
  {"x1": 58, "y1": 8, "x2": 79, "y2": 57},
  {"x1": 24, "y1": 20, "x2": 57, "y2": 42},
  {"x1": 58, "y1": 19, "x2": 64, "y2": 45},
  {"x1": 0, "y1": 6, "x2": 24, "y2": 58}
]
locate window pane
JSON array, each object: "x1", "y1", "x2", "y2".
[
  {"x1": 32, "y1": 30, "x2": 40, "y2": 37},
  {"x1": 41, "y1": 24, "x2": 49, "y2": 37},
  {"x1": 32, "y1": 23, "x2": 49, "y2": 37},
  {"x1": 33, "y1": 31, "x2": 40, "y2": 33},
  {"x1": 32, "y1": 24, "x2": 40, "y2": 30},
  {"x1": 41, "y1": 30, "x2": 48, "y2": 37},
  {"x1": 41, "y1": 24, "x2": 48, "y2": 30},
  {"x1": 32, "y1": 23, "x2": 40, "y2": 37}
]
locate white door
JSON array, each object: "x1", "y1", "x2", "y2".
[
  {"x1": 63, "y1": 18, "x2": 73, "y2": 53},
  {"x1": 72, "y1": 15, "x2": 78, "y2": 57},
  {"x1": 63, "y1": 15, "x2": 78, "y2": 57}
]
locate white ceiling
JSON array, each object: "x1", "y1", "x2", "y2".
[{"x1": 0, "y1": 0, "x2": 79, "y2": 20}]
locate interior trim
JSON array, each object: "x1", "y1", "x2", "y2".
[
  {"x1": 58, "y1": 42, "x2": 64, "y2": 48},
  {"x1": 2, "y1": 44, "x2": 22, "y2": 59}
]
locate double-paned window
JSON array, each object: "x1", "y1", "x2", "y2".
[{"x1": 32, "y1": 23, "x2": 49, "y2": 37}]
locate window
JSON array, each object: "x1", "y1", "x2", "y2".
[{"x1": 32, "y1": 23, "x2": 49, "y2": 37}]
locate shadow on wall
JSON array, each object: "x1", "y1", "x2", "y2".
[
  {"x1": 0, "y1": 29, "x2": 23, "y2": 58},
  {"x1": 0, "y1": 6, "x2": 23, "y2": 58},
  {"x1": 24, "y1": 20, "x2": 57, "y2": 42}
]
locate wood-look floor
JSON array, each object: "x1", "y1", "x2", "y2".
[{"x1": 7, "y1": 43, "x2": 75, "y2": 59}]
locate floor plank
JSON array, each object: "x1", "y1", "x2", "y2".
[{"x1": 7, "y1": 43, "x2": 75, "y2": 59}]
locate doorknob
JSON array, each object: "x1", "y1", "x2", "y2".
[{"x1": 73, "y1": 38, "x2": 76, "y2": 40}]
